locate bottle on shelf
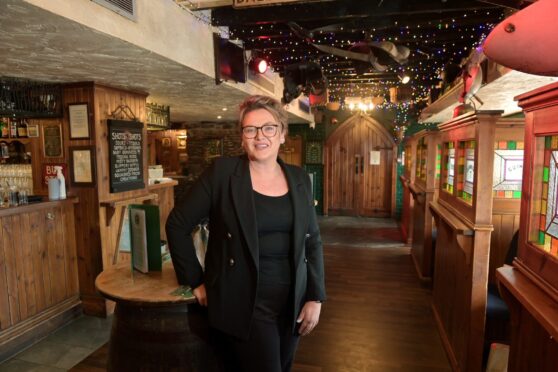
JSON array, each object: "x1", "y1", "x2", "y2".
[
  {"x1": 17, "y1": 119, "x2": 28, "y2": 138},
  {"x1": 0, "y1": 118, "x2": 8, "y2": 138},
  {"x1": 9, "y1": 118, "x2": 18, "y2": 138}
]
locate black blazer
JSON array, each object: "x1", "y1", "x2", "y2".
[{"x1": 166, "y1": 155, "x2": 326, "y2": 340}]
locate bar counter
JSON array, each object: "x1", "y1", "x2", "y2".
[{"x1": 0, "y1": 196, "x2": 81, "y2": 361}]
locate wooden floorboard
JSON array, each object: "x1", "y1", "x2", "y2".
[{"x1": 72, "y1": 217, "x2": 450, "y2": 372}]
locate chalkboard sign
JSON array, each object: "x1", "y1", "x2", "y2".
[{"x1": 108, "y1": 119, "x2": 144, "y2": 193}]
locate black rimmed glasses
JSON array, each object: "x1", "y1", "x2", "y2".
[{"x1": 241, "y1": 123, "x2": 280, "y2": 139}]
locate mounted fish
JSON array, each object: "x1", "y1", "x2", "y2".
[
  {"x1": 483, "y1": 0, "x2": 558, "y2": 76},
  {"x1": 287, "y1": 22, "x2": 410, "y2": 72}
]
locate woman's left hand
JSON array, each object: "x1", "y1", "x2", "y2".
[{"x1": 296, "y1": 301, "x2": 322, "y2": 336}]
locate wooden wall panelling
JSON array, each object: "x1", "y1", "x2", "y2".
[
  {"x1": 2, "y1": 215, "x2": 21, "y2": 326},
  {"x1": 410, "y1": 130, "x2": 440, "y2": 281},
  {"x1": 148, "y1": 182, "x2": 178, "y2": 242},
  {"x1": 21, "y1": 213, "x2": 37, "y2": 318},
  {"x1": 29, "y1": 210, "x2": 47, "y2": 314},
  {"x1": 399, "y1": 136, "x2": 417, "y2": 243},
  {"x1": 0, "y1": 200, "x2": 79, "y2": 340},
  {"x1": 63, "y1": 83, "x2": 104, "y2": 315},
  {"x1": 0, "y1": 217, "x2": 11, "y2": 330},
  {"x1": 489, "y1": 213, "x2": 520, "y2": 282},
  {"x1": 62, "y1": 201, "x2": 80, "y2": 298},
  {"x1": 94, "y1": 84, "x2": 147, "y2": 204}
]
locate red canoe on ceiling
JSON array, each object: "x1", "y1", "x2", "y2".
[{"x1": 483, "y1": 0, "x2": 558, "y2": 76}]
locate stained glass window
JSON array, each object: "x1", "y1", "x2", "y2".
[
  {"x1": 529, "y1": 135, "x2": 558, "y2": 257},
  {"x1": 404, "y1": 145, "x2": 412, "y2": 175},
  {"x1": 443, "y1": 142, "x2": 455, "y2": 194},
  {"x1": 436, "y1": 144, "x2": 441, "y2": 180},
  {"x1": 415, "y1": 138, "x2": 427, "y2": 181},
  {"x1": 492, "y1": 140, "x2": 524, "y2": 199},
  {"x1": 457, "y1": 140, "x2": 475, "y2": 203}
]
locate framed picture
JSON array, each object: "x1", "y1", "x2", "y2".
[
  {"x1": 161, "y1": 137, "x2": 171, "y2": 148},
  {"x1": 205, "y1": 138, "x2": 223, "y2": 160},
  {"x1": 43, "y1": 123, "x2": 63, "y2": 158},
  {"x1": 68, "y1": 103, "x2": 90, "y2": 139},
  {"x1": 69, "y1": 146, "x2": 96, "y2": 186},
  {"x1": 177, "y1": 136, "x2": 187, "y2": 149},
  {"x1": 27, "y1": 124, "x2": 39, "y2": 138}
]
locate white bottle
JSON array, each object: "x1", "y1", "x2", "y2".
[{"x1": 54, "y1": 166, "x2": 66, "y2": 200}]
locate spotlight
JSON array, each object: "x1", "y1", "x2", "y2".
[
  {"x1": 249, "y1": 57, "x2": 268, "y2": 74},
  {"x1": 399, "y1": 74, "x2": 411, "y2": 84}
]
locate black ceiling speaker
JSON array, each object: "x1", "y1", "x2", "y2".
[{"x1": 282, "y1": 61, "x2": 327, "y2": 104}]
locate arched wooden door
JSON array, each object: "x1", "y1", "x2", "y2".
[{"x1": 325, "y1": 114, "x2": 396, "y2": 217}]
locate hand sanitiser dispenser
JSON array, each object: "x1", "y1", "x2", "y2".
[{"x1": 52, "y1": 165, "x2": 66, "y2": 200}]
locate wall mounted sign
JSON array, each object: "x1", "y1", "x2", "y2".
[
  {"x1": 42, "y1": 163, "x2": 67, "y2": 186},
  {"x1": 108, "y1": 119, "x2": 144, "y2": 193},
  {"x1": 43, "y1": 123, "x2": 63, "y2": 158},
  {"x1": 369, "y1": 151, "x2": 381, "y2": 165},
  {"x1": 68, "y1": 103, "x2": 90, "y2": 139}
]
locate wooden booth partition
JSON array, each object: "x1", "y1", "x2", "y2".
[
  {"x1": 410, "y1": 129, "x2": 440, "y2": 282},
  {"x1": 497, "y1": 82, "x2": 558, "y2": 372},
  {"x1": 324, "y1": 113, "x2": 396, "y2": 217},
  {"x1": 399, "y1": 136, "x2": 416, "y2": 244},
  {"x1": 429, "y1": 111, "x2": 502, "y2": 372}
]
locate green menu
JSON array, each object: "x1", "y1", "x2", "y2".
[{"x1": 129, "y1": 204, "x2": 162, "y2": 272}]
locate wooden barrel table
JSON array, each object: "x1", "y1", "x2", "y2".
[{"x1": 95, "y1": 261, "x2": 220, "y2": 371}]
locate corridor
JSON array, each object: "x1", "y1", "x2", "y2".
[{"x1": 292, "y1": 216, "x2": 450, "y2": 371}]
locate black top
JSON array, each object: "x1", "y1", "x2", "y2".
[
  {"x1": 253, "y1": 190, "x2": 294, "y2": 322},
  {"x1": 253, "y1": 190, "x2": 293, "y2": 285}
]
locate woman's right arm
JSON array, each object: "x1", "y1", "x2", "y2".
[{"x1": 166, "y1": 168, "x2": 213, "y2": 290}]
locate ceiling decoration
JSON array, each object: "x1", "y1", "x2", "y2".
[{"x1": 207, "y1": 0, "x2": 526, "y2": 112}]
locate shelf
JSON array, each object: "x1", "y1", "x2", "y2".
[{"x1": 0, "y1": 138, "x2": 34, "y2": 144}]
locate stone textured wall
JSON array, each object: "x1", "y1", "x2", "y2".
[{"x1": 174, "y1": 121, "x2": 243, "y2": 203}]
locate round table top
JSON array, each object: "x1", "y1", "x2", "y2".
[{"x1": 95, "y1": 260, "x2": 196, "y2": 306}]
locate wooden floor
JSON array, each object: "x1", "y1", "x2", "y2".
[{"x1": 73, "y1": 216, "x2": 450, "y2": 372}]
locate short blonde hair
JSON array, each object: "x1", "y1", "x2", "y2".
[{"x1": 238, "y1": 95, "x2": 288, "y2": 135}]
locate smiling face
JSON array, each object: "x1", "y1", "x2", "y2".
[{"x1": 241, "y1": 108, "x2": 285, "y2": 163}]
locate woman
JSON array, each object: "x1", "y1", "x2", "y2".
[{"x1": 166, "y1": 95, "x2": 326, "y2": 372}]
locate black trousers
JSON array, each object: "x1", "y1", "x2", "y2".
[{"x1": 213, "y1": 316, "x2": 300, "y2": 372}]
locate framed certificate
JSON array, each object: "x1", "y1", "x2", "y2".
[
  {"x1": 69, "y1": 146, "x2": 96, "y2": 186},
  {"x1": 68, "y1": 103, "x2": 91, "y2": 139}
]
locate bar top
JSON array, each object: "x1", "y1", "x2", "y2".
[
  {"x1": 95, "y1": 260, "x2": 196, "y2": 306},
  {"x1": 147, "y1": 179, "x2": 178, "y2": 191},
  {"x1": 0, "y1": 196, "x2": 78, "y2": 218}
]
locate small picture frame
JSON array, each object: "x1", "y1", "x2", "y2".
[
  {"x1": 68, "y1": 103, "x2": 91, "y2": 139},
  {"x1": 161, "y1": 137, "x2": 171, "y2": 148},
  {"x1": 27, "y1": 124, "x2": 39, "y2": 138},
  {"x1": 205, "y1": 138, "x2": 223, "y2": 159},
  {"x1": 177, "y1": 136, "x2": 187, "y2": 150},
  {"x1": 43, "y1": 123, "x2": 63, "y2": 158},
  {"x1": 69, "y1": 146, "x2": 96, "y2": 186}
]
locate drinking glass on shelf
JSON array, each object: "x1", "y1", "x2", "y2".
[
  {"x1": 8, "y1": 185, "x2": 18, "y2": 207},
  {"x1": 0, "y1": 185, "x2": 5, "y2": 207},
  {"x1": 18, "y1": 189, "x2": 28, "y2": 205}
]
